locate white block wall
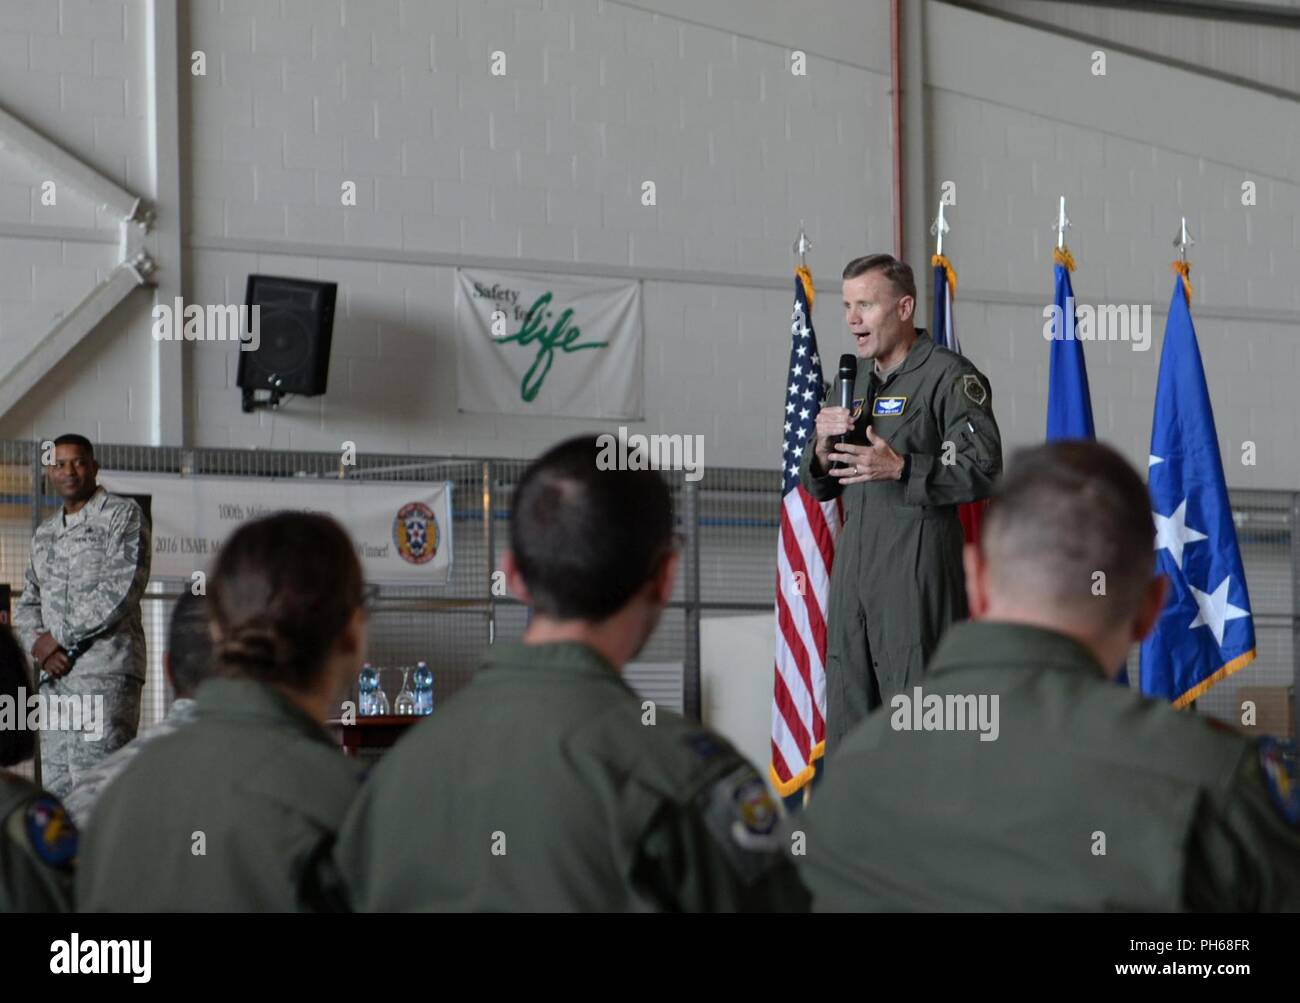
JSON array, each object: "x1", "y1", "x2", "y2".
[
  {"x1": 0, "y1": 0, "x2": 156, "y2": 444},
  {"x1": 922, "y1": 2, "x2": 1300, "y2": 490},
  {"x1": 179, "y1": 0, "x2": 893, "y2": 455}
]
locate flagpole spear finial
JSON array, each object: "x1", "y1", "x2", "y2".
[
  {"x1": 930, "y1": 200, "x2": 950, "y2": 257},
  {"x1": 1173, "y1": 216, "x2": 1194, "y2": 262},
  {"x1": 1055, "y1": 195, "x2": 1071, "y2": 250},
  {"x1": 793, "y1": 219, "x2": 811, "y2": 267}
]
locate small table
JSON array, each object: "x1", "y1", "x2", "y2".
[{"x1": 325, "y1": 715, "x2": 422, "y2": 758}]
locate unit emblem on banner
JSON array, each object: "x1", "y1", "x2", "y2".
[{"x1": 393, "y1": 502, "x2": 440, "y2": 565}]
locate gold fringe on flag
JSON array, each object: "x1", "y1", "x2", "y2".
[
  {"x1": 1172, "y1": 259, "x2": 1192, "y2": 301},
  {"x1": 769, "y1": 736, "x2": 825, "y2": 798},
  {"x1": 1172, "y1": 647, "x2": 1254, "y2": 709},
  {"x1": 796, "y1": 265, "x2": 815, "y2": 309},
  {"x1": 1052, "y1": 246, "x2": 1076, "y2": 272},
  {"x1": 931, "y1": 253, "x2": 957, "y2": 295}
]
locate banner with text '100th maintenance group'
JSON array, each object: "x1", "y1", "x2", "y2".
[{"x1": 100, "y1": 471, "x2": 453, "y2": 586}]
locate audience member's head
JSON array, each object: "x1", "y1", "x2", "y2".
[
  {"x1": 166, "y1": 591, "x2": 217, "y2": 700},
  {"x1": 50, "y1": 433, "x2": 99, "y2": 506},
  {"x1": 209, "y1": 512, "x2": 367, "y2": 718},
  {"x1": 505, "y1": 436, "x2": 677, "y2": 660},
  {"x1": 0, "y1": 625, "x2": 34, "y2": 768},
  {"x1": 966, "y1": 440, "x2": 1165, "y2": 675}
]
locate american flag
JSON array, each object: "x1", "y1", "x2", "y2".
[{"x1": 770, "y1": 267, "x2": 841, "y2": 798}]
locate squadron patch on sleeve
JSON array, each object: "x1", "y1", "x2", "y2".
[
  {"x1": 1258, "y1": 738, "x2": 1300, "y2": 828},
  {"x1": 960, "y1": 374, "x2": 988, "y2": 407},
  {"x1": 23, "y1": 797, "x2": 78, "y2": 871},
  {"x1": 849, "y1": 397, "x2": 865, "y2": 422},
  {"x1": 701, "y1": 765, "x2": 784, "y2": 880}
]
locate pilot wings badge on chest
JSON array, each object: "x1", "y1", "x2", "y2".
[{"x1": 872, "y1": 396, "x2": 908, "y2": 417}]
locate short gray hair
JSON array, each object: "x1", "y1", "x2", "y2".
[{"x1": 842, "y1": 254, "x2": 917, "y2": 301}]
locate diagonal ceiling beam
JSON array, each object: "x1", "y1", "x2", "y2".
[
  {"x1": 0, "y1": 100, "x2": 156, "y2": 423},
  {"x1": 0, "y1": 103, "x2": 145, "y2": 222},
  {"x1": 0, "y1": 261, "x2": 151, "y2": 419}
]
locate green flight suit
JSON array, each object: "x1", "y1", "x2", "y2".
[
  {"x1": 798, "y1": 331, "x2": 1001, "y2": 754},
  {"x1": 333, "y1": 641, "x2": 809, "y2": 912},
  {"x1": 796, "y1": 620, "x2": 1300, "y2": 911},
  {"x1": 76, "y1": 678, "x2": 362, "y2": 912},
  {"x1": 0, "y1": 773, "x2": 77, "y2": 912}
]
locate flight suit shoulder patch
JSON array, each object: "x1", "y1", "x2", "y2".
[
  {"x1": 699, "y1": 764, "x2": 784, "y2": 881},
  {"x1": 959, "y1": 373, "x2": 988, "y2": 407},
  {"x1": 1257, "y1": 738, "x2": 1300, "y2": 828},
  {"x1": 20, "y1": 797, "x2": 77, "y2": 871}
]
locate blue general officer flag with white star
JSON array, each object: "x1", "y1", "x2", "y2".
[{"x1": 1140, "y1": 273, "x2": 1255, "y2": 706}]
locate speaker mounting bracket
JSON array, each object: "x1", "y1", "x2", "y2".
[{"x1": 240, "y1": 386, "x2": 287, "y2": 414}]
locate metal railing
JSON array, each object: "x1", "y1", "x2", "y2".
[{"x1": 1, "y1": 441, "x2": 1293, "y2": 748}]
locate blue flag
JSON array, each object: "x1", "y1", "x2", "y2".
[
  {"x1": 1045, "y1": 257, "x2": 1095, "y2": 440},
  {"x1": 1140, "y1": 275, "x2": 1255, "y2": 706},
  {"x1": 932, "y1": 257, "x2": 958, "y2": 352}
]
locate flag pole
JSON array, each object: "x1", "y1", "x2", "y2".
[
  {"x1": 792, "y1": 219, "x2": 817, "y2": 810},
  {"x1": 796, "y1": 219, "x2": 810, "y2": 808},
  {"x1": 1172, "y1": 212, "x2": 1195, "y2": 714},
  {"x1": 1171, "y1": 216, "x2": 1194, "y2": 299},
  {"x1": 930, "y1": 200, "x2": 949, "y2": 257},
  {"x1": 793, "y1": 219, "x2": 810, "y2": 269},
  {"x1": 1174, "y1": 216, "x2": 1194, "y2": 262},
  {"x1": 1055, "y1": 195, "x2": 1070, "y2": 250}
]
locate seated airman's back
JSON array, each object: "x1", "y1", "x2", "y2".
[
  {"x1": 798, "y1": 442, "x2": 1300, "y2": 912},
  {"x1": 334, "y1": 436, "x2": 808, "y2": 913},
  {"x1": 76, "y1": 512, "x2": 369, "y2": 912}
]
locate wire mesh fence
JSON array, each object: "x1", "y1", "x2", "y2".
[{"x1": 1, "y1": 440, "x2": 1295, "y2": 781}]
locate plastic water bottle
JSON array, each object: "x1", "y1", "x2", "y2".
[
  {"x1": 413, "y1": 661, "x2": 434, "y2": 715},
  {"x1": 358, "y1": 663, "x2": 379, "y2": 716}
]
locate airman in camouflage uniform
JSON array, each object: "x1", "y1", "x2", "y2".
[{"x1": 13, "y1": 436, "x2": 151, "y2": 800}]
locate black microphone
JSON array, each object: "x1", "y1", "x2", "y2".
[{"x1": 831, "y1": 353, "x2": 857, "y2": 469}]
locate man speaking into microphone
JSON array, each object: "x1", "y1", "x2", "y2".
[{"x1": 799, "y1": 254, "x2": 1002, "y2": 754}]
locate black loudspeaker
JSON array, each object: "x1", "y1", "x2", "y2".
[{"x1": 237, "y1": 275, "x2": 338, "y2": 411}]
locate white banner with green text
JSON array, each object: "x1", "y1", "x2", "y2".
[{"x1": 455, "y1": 267, "x2": 643, "y2": 419}]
